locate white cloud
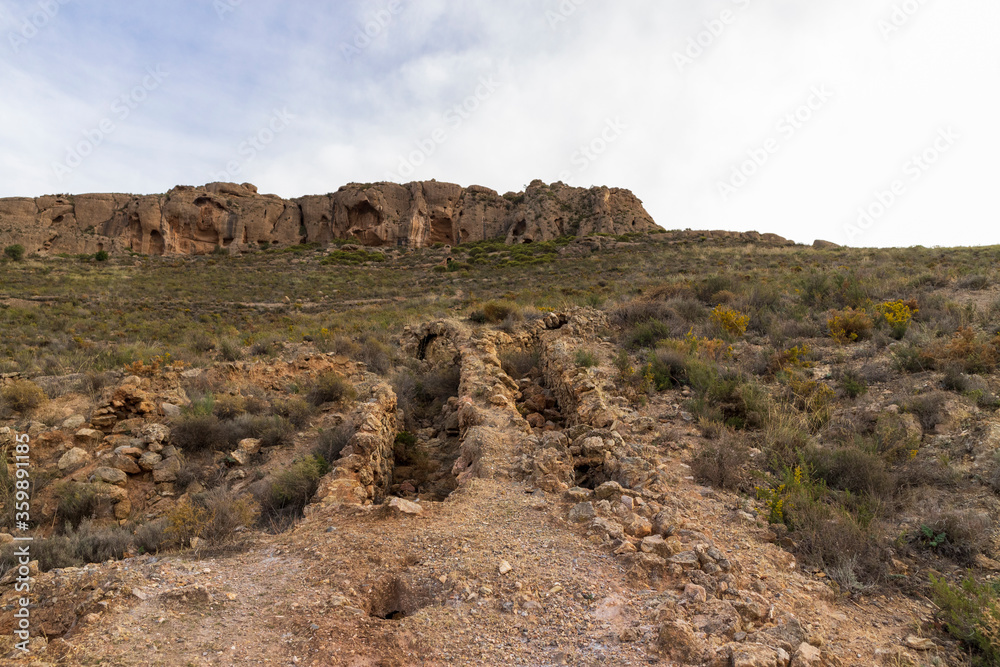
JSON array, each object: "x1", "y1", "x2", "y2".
[{"x1": 1, "y1": 0, "x2": 998, "y2": 246}]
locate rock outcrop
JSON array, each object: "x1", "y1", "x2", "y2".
[{"x1": 0, "y1": 179, "x2": 659, "y2": 256}]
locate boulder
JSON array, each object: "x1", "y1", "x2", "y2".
[
  {"x1": 568, "y1": 502, "x2": 596, "y2": 524},
  {"x1": 152, "y1": 456, "x2": 182, "y2": 483},
  {"x1": 58, "y1": 447, "x2": 91, "y2": 471},
  {"x1": 91, "y1": 467, "x2": 128, "y2": 486},
  {"x1": 109, "y1": 454, "x2": 141, "y2": 475},
  {"x1": 138, "y1": 451, "x2": 163, "y2": 471},
  {"x1": 386, "y1": 496, "x2": 423, "y2": 516},
  {"x1": 74, "y1": 428, "x2": 103, "y2": 446}
]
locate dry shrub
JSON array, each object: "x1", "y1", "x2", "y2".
[
  {"x1": 171, "y1": 414, "x2": 226, "y2": 451},
  {"x1": 928, "y1": 327, "x2": 1000, "y2": 374},
  {"x1": 610, "y1": 300, "x2": 676, "y2": 326},
  {"x1": 272, "y1": 397, "x2": 316, "y2": 428},
  {"x1": 166, "y1": 498, "x2": 211, "y2": 546},
  {"x1": 134, "y1": 518, "x2": 170, "y2": 554},
  {"x1": 213, "y1": 394, "x2": 247, "y2": 420},
  {"x1": 904, "y1": 391, "x2": 950, "y2": 432},
  {"x1": 306, "y1": 371, "x2": 357, "y2": 407},
  {"x1": 500, "y1": 348, "x2": 540, "y2": 379},
  {"x1": 808, "y1": 444, "x2": 895, "y2": 500},
  {"x1": 471, "y1": 300, "x2": 521, "y2": 324},
  {"x1": 0, "y1": 379, "x2": 46, "y2": 412},
  {"x1": 691, "y1": 430, "x2": 753, "y2": 491},
  {"x1": 315, "y1": 420, "x2": 356, "y2": 464},
  {"x1": 828, "y1": 308, "x2": 873, "y2": 343},
  {"x1": 924, "y1": 510, "x2": 992, "y2": 564},
  {"x1": 199, "y1": 487, "x2": 260, "y2": 542},
  {"x1": 71, "y1": 520, "x2": 132, "y2": 563},
  {"x1": 786, "y1": 499, "x2": 888, "y2": 591}
]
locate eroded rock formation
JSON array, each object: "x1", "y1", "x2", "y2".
[{"x1": 0, "y1": 179, "x2": 659, "y2": 256}]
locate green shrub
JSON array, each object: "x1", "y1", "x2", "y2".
[
  {"x1": 624, "y1": 320, "x2": 672, "y2": 349},
  {"x1": 931, "y1": 572, "x2": 1000, "y2": 665},
  {"x1": 306, "y1": 371, "x2": 357, "y2": 406},
  {"x1": 647, "y1": 348, "x2": 689, "y2": 390},
  {"x1": 574, "y1": 349, "x2": 597, "y2": 368},
  {"x1": 893, "y1": 344, "x2": 934, "y2": 373},
  {"x1": 55, "y1": 483, "x2": 106, "y2": 529},
  {"x1": 247, "y1": 415, "x2": 295, "y2": 449},
  {"x1": 94, "y1": 250, "x2": 110, "y2": 262},
  {"x1": 357, "y1": 336, "x2": 395, "y2": 374},
  {"x1": 218, "y1": 338, "x2": 244, "y2": 362},
  {"x1": 808, "y1": 444, "x2": 894, "y2": 500},
  {"x1": 213, "y1": 394, "x2": 247, "y2": 420},
  {"x1": 273, "y1": 397, "x2": 316, "y2": 428},
  {"x1": 3, "y1": 244, "x2": 25, "y2": 261},
  {"x1": 261, "y1": 455, "x2": 328, "y2": 518},
  {"x1": 29, "y1": 535, "x2": 78, "y2": 571},
  {"x1": 315, "y1": 420, "x2": 356, "y2": 464},
  {"x1": 171, "y1": 414, "x2": 226, "y2": 451},
  {"x1": 837, "y1": 371, "x2": 868, "y2": 398}
]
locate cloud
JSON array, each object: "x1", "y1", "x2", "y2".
[{"x1": 1, "y1": 0, "x2": 998, "y2": 247}]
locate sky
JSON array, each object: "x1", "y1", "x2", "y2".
[{"x1": 0, "y1": 0, "x2": 997, "y2": 248}]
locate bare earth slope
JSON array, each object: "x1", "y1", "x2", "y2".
[{"x1": 1, "y1": 312, "x2": 953, "y2": 666}]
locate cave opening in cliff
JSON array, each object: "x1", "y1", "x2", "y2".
[
  {"x1": 428, "y1": 217, "x2": 454, "y2": 246},
  {"x1": 346, "y1": 201, "x2": 380, "y2": 231},
  {"x1": 148, "y1": 230, "x2": 165, "y2": 255}
]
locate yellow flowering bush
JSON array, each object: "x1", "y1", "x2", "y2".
[
  {"x1": 877, "y1": 299, "x2": 918, "y2": 339},
  {"x1": 710, "y1": 305, "x2": 750, "y2": 338}
]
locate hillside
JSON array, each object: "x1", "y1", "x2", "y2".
[{"x1": 1, "y1": 232, "x2": 999, "y2": 665}]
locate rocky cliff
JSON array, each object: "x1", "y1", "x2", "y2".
[{"x1": 0, "y1": 179, "x2": 659, "y2": 256}]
